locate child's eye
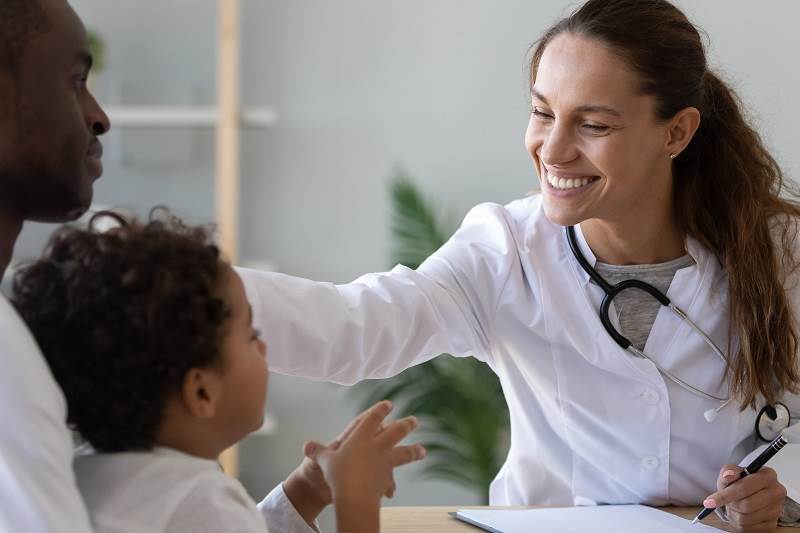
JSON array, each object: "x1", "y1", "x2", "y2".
[{"x1": 251, "y1": 328, "x2": 262, "y2": 341}]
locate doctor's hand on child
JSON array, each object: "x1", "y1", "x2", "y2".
[
  {"x1": 702, "y1": 464, "x2": 787, "y2": 532},
  {"x1": 282, "y1": 400, "x2": 426, "y2": 531}
]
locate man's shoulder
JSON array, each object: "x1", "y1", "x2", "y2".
[{"x1": 0, "y1": 294, "x2": 66, "y2": 417}]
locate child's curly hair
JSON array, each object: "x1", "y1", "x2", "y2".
[{"x1": 12, "y1": 210, "x2": 231, "y2": 452}]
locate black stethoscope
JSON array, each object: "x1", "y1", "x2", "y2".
[{"x1": 566, "y1": 225, "x2": 791, "y2": 441}]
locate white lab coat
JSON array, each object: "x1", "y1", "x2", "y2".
[{"x1": 238, "y1": 194, "x2": 800, "y2": 507}]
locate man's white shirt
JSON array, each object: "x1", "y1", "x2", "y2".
[{"x1": 0, "y1": 294, "x2": 94, "y2": 532}]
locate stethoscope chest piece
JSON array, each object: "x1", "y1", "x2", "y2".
[{"x1": 756, "y1": 402, "x2": 791, "y2": 442}]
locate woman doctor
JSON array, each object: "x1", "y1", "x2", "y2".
[{"x1": 239, "y1": 0, "x2": 800, "y2": 530}]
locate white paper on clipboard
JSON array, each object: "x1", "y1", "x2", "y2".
[{"x1": 452, "y1": 505, "x2": 723, "y2": 533}]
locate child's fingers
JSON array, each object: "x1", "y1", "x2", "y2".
[
  {"x1": 303, "y1": 440, "x2": 327, "y2": 461},
  {"x1": 389, "y1": 444, "x2": 426, "y2": 466},
  {"x1": 385, "y1": 478, "x2": 396, "y2": 499},
  {"x1": 335, "y1": 411, "x2": 366, "y2": 444},
  {"x1": 375, "y1": 416, "x2": 418, "y2": 448},
  {"x1": 351, "y1": 400, "x2": 394, "y2": 437}
]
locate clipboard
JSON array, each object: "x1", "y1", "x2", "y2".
[{"x1": 449, "y1": 505, "x2": 723, "y2": 532}]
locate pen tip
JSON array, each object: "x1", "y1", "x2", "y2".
[{"x1": 691, "y1": 518, "x2": 698, "y2": 525}]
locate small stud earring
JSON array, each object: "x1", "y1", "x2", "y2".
[{"x1": 669, "y1": 153, "x2": 677, "y2": 160}]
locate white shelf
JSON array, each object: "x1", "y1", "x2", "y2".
[{"x1": 105, "y1": 106, "x2": 278, "y2": 128}]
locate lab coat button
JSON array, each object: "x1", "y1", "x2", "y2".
[
  {"x1": 641, "y1": 389, "x2": 660, "y2": 405},
  {"x1": 641, "y1": 456, "x2": 660, "y2": 471}
]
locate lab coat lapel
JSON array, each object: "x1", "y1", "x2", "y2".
[
  {"x1": 564, "y1": 224, "x2": 664, "y2": 387},
  {"x1": 643, "y1": 236, "x2": 731, "y2": 401}
]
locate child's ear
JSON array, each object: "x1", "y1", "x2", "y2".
[{"x1": 181, "y1": 368, "x2": 222, "y2": 419}]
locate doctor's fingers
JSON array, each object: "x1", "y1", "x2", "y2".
[
  {"x1": 375, "y1": 416, "x2": 419, "y2": 449},
  {"x1": 709, "y1": 468, "x2": 781, "y2": 507},
  {"x1": 727, "y1": 501, "x2": 784, "y2": 533},
  {"x1": 727, "y1": 502, "x2": 784, "y2": 531},
  {"x1": 726, "y1": 483, "x2": 787, "y2": 516},
  {"x1": 717, "y1": 464, "x2": 745, "y2": 490}
]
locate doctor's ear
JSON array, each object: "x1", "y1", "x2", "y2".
[
  {"x1": 181, "y1": 368, "x2": 222, "y2": 419},
  {"x1": 664, "y1": 107, "x2": 701, "y2": 160}
]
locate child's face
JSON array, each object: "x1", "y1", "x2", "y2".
[{"x1": 214, "y1": 267, "x2": 269, "y2": 441}]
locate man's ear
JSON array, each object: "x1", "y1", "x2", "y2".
[
  {"x1": 664, "y1": 106, "x2": 701, "y2": 159},
  {"x1": 180, "y1": 368, "x2": 222, "y2": 419}
]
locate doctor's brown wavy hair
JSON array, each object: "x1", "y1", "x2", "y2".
[
  {"x1": 12, "y1": 210, "x2": 232, "y2": 452},
  {"x1": 530, "y1": 0, "x2": 800, "y2": 408}
]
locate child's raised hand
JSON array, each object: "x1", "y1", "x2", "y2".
[
  {"x1": 282, "y1": 400, "x2": 425, "y2": 529},
  {"x1": 307, "y1": 401, "x2": 425, "y2": 498},
  {"x1": 304, "y1": 400, "x2": 425, "y2": 532}
]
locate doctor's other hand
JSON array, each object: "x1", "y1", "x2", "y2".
[{"x1": 703, "y1": 464, "x2": 786, "y2": 532}]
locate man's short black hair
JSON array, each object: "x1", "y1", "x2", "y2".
[
  {"x1": 0, "y1": 0, "x2": 51, "y2": 77},
  {"x1": 12, "y1": 210, "x2": 232, "y2": 452}
]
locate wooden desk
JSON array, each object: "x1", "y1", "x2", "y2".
[{"x1": 381, "y1": 506, "x2": 793, "y2": 532}]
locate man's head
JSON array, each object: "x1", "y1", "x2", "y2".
[{"x1": 0, "y1": 0, "x2": 110, "y2": 223}]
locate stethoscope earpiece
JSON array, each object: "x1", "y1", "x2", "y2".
[{"x1": 704, "y1": 399, "x2": 732, "y2": 423}]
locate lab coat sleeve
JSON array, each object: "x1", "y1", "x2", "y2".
[{"x1": 238, "y1": 202, "x2": 518, "y2": 385}]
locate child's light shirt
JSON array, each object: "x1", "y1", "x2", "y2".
[{"x1": 75, "y1": 446, "x2": 318, "y2": 533}]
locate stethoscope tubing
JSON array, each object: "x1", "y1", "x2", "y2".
[{"x1": 566, "y1": 225, "x2": 730, "y2": 403}]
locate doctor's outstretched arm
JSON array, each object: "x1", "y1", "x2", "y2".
[{"x1": 237, "y1": 203, "x2": 520, "y2": 385}]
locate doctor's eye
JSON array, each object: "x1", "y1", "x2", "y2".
[
  {"x1": 531, "y1": 108, "x2": 554, "y2": 121},
  {"x1": 251, "y1": 328, "x2": 262, "y2": 341},
  {"x1": 581, "y1": 123, "x2": 610, "y2": 134}
]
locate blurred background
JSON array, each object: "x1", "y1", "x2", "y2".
[{"x1": 5, "y1": 0, "x2": 800, "y2": 530}]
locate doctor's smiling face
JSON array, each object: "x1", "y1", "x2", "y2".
[{"x1": 525, "y1": 33, "x2": 685, "y2": 229}]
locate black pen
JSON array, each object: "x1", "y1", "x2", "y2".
[{"x1": 692, "y1": 434, "x2": 788, "y2": 525}]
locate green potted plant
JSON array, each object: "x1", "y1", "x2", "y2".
[{"x1": 353, "y1": 175, "x2": 510, "y2": 503}]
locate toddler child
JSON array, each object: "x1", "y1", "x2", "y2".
[{"x1": 12, "y1": 211, "x2": 425, "y2": 533}]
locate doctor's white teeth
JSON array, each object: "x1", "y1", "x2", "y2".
[{"x1": 546, "y1": 171, "x2": 596, "y2": 190}]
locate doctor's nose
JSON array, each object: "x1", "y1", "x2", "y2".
[{"x1": 538, "y1": 124, "x2": 579, "y2": 167}]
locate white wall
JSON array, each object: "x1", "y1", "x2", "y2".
[{"x1": 8, "y1": 0, "x2": 800, "y2": 529}]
